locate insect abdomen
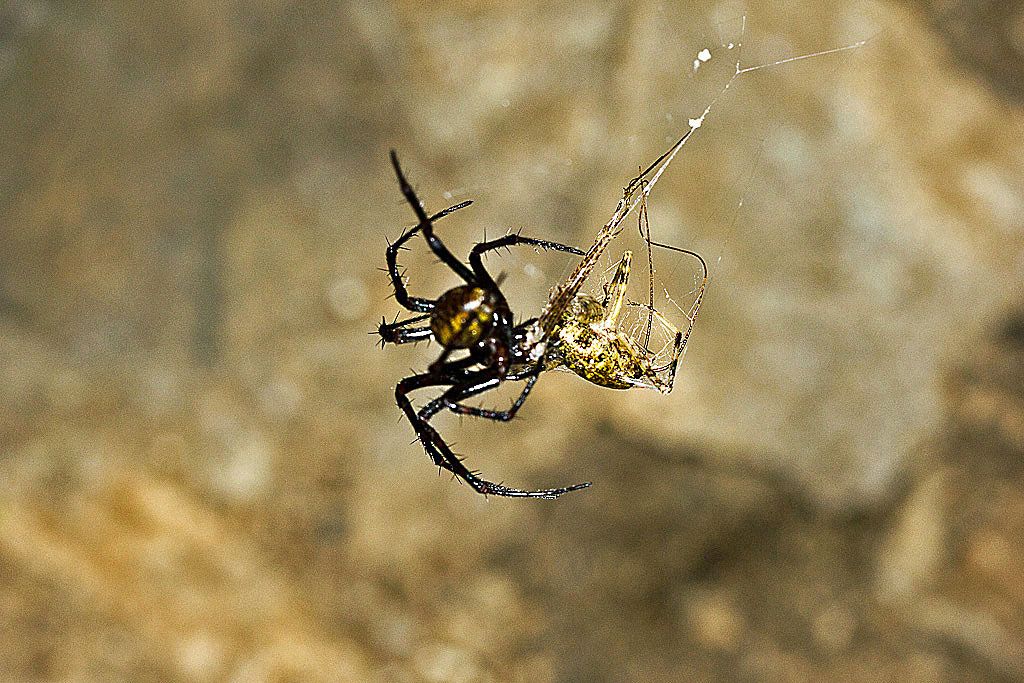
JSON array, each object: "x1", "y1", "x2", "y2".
[
  {"x1": 557, "y1": 327, "x2": 643, "y2": 389},
  {"x1": 549, "y1": 295, "x2": 645, "y2": 389}
]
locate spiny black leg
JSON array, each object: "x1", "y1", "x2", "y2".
[
  {"x1": 428, "y1": 345, "x2": 457, "y2": 376},
  {"x1": 469, "y1": 234, "x2": 583, "y2": 287},
  {"x1": 377, "y1": 313, "x2": 433, "y2": 346},
  {"x1": 427, "y1": 370, "x2": 540, "y2": 422},
  {"x1": 419, "y1": 370, "x2": 503, "y2": 422},
  {"x1": 430, "y1": 201, "x2": 472, "y2": 222},
  {"x1": 386, "y1": 200, "x2": 474, "y2": 314},
  {"x1": 396, "y1": 371, "x2": 589, "y2": 499},
  {"x1": 396, "y1": 372, "x2": 462, "y2": 476},
  {"x1": 385, "y1": 227, "x2": 435, "y2": 314},
  {"x1": 449, "y1": 373, "x2": 538, "y2": 421},
  {"x1": 472, "y1": 234, "x2": 583, "y2": 259},
  {"x1": 417, "y1": 367, "x2": 586, "y2": 492},
  {"x1": 416, "y1": 360, "x2": 550, "y2": 424},
  {"x1": 390, "y1": 150, "x2": 477, "y2": 285},
  {"x1": 434, "y1": 354, "x2": 481, "y2": 377},
  {"x1": 430, "y1": 369, "x2": 588, "y2": 496}
]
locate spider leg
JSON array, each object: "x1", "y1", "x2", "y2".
[
  {"x1": 426, "y1": 346, "x2": 484, "y2": 377},
  {"x1": 449, "y1": 372, "x2": 539, "y2": 421},
  {"x1": 390, "y1": 150, "x2": 477, "y2": 285},
  {"x1": 377, "y1": 313, "x2": 433, "y2": 346},
  {"x1": 385, "y1": 225, "x2": 435, "y2": 314},
  {"x1": 420, "y1": 366, "x2": 541, "y2": 422},
  {"x1": 396, "y1": 371, "x2": 466, "y2": 473},
  {"x1": 429, "y1": 201, "x2": 473, "y2": 222},
  {"x1": 396, "y1": 369, "x2": 589, "y2": 498},
  {"x1": 468, "y1": 234, "x2": 583, "y2": 287},
  {"x1": 386, "y1": 201, "x2": 474, "y2": 314},
  {"x1": 428, "y1": 345, "x2": 456, "y2": 375},
  {"x1": 434, "y1": 369, "x2": 587, "y2": 497}
]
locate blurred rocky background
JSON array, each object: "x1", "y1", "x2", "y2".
[{"x1": 2, "y1": 0, "x2": 1024, "y2": 681}]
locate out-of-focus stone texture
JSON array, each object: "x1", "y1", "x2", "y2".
[{"x1": 1, "y1": 0, "x2": 1023, "y2": 680}]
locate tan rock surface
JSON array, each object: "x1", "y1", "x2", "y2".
[{"x1": 2, "y1": 1, "x2": 1023, "y2": 680}]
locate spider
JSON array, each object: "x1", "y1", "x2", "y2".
[{"x1": 378, "y1": 148, "x2": 705, "y2": 498}]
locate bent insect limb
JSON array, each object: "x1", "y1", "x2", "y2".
[
  {"x1": 658, "y1": 331, "x2": 685, "y2": 392},
  {"x1": 599, "y1": 251, "x2": 632, "y2": 329},
  {"x1": 645, "y1": 238, "x2": 708, "y2": 352},
  {"x1": 648, "y1": 323, "x2": 685, "y2": 394},
  {"x1": 390, "y1": 150, "x2": 477, "y2": 285},
  {"x1": 396, "y1": 370, "x2": 589, "y2": 498},
  {"x1": 621, "y1": 299, "x2": 687, "y2": 393}
]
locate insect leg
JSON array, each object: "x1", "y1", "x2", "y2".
[
  {"x1": 599, "y1": 251, "x2": 632, "y2": 329},
  {"x1": 645, "y1": 238, "x2": 709, "y2": 376},
  {"x1": 643, "y1": 305, "x2": 686, "y2": 393},
  {"x1": 638, "y1": 183, "x2": 656, "y2": 353}
]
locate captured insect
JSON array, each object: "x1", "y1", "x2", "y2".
[{"x1": 376, "y1": 23, "x2": 866, "y2": 499}]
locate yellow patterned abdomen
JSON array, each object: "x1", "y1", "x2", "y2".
[{"x1": 547, "y1": 294, "x2": 647, "y2": 390}]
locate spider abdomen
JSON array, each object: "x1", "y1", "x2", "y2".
[{"x1": 430, "y1": 285, "x2": 500, "y2": 349}]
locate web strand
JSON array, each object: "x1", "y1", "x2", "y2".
[{"x1": 533, "y1": 16, "x2": 867, "y2": 351}]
